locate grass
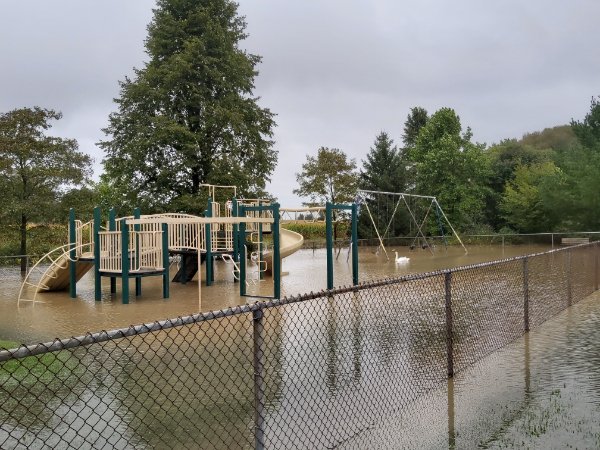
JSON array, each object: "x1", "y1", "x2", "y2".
[{"x1": 0, "y1": 339, "x2": 83, "y2": 386}]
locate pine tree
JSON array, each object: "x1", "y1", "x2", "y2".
[{"x1": 100, "y1": 0, "x2": 277, "y2": 211}]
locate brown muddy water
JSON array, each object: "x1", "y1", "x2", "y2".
[
  {"x1": 0, "y1": 244, "x2": 548, "y2": 343},
  {"x1": 2, "y1": 244, "x2": 600, "y2": 448}
]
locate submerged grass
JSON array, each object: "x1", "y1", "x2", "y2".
[{"x1": 0, "y1": 340, "x2": 83, "y2": 386}]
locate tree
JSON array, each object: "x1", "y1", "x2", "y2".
[
  {"x1": 409, "y1": 107, "x2": 490, "y2": 232},
  {"x1": 500, "y1": 162, "x2": 565, "y2": 232},
  {"x1": 402, "y1": 106, "x2": 429, "y2": 148},
  {"x1": 359, "y1": 132, "x2": 409, "y2": 238},
  {"x1": 571, "y1": 96, "x2": 600, "y2": 150},
  {"x1": 294, "y1": 147, "x2": 358, "y2": 206},
  {"x1": 100, "y1": 0, "x2": 277, "y2": 212},
  {"x1": 294, "y1": 147, "x2": 358, "y2": 240},
  {"x1": 0, "y1": 107, "x2": 91, "y2": 271},
  {"x1": 485, "y1": 139, "x2": 554, "y2": 229},
  {"x1": 562, "y1": 96, "x2": 600, "y2": 229}
]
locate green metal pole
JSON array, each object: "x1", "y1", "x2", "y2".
[
  {"x1": 134, "y1": 207, "x2": 142, "y2": 296},
  {"x1": 69, "y1": 208, "x2": 77, "y2": 298},
  {"x1": 352, "y1": 203, "x2": 359, "y2": 286},
  {"x1": 205, "y1": 198, "x2": 213, "y2": 286},
  {"x1": 93, "y1": 207, "x2": 102, "y2": 301},
  {"x1": 162, "y1": 223, "x2": 169, "y2": 299},
  {"x1": 326, "y1": 202, "x2": 333, "y2": 290},
  {"x1": 258, "y1": 200, "x2": 264, "y2": 281},
  {"x1": 109, "y1": 208, "x2": 117, "y2": 294},
  {"x1": 240, "y1": 220, "x2": 247, "y2": 296},
  {"x1": 121, "y1": 218, "x2": 129, "y2": 304},
  {"x1": 273, "y1": 203, "x2": 281, "y2": 299}
]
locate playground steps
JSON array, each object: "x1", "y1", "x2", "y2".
[
  {"x1": 172, "y1": 253, "x2": 205, "y2": 283},
  {"x1": 38, "y1": 257, "x2": 94, "y2": 292}
]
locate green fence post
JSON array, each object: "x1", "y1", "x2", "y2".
[
  {"x1": 121, "y1": 218, "x2": 129, "y2": 304},
  {"x1": 69, "y1": 208, "x2": 77, "y2": 298},
  {"x1": 162, "y1": 223, "x2": 169, "y2": 299},
  {"x1": 134, "y1": 207, "x2": 142, "y2": 296},
  {"x1": 273, "y1": 203, "x2": 281, "y2": 299},
  {"x1": 93, "y1": 207, "x2": 102, "y2": 301},
  {"x1": 351, "y1": 203, "x2": 359, "y2": 286},
  {"x1": 326, "y1": 202, "x2": 333, "y2": 290},
  {"x1": 109, "y1": 208, "x2": 117, "y2": 294}
]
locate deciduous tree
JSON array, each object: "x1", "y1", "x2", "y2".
[
  {"x1": 0, "y1": 107, "x2": 91, "y2": 271},
  {"x1": 294, "y1": 147, "x2": 358, "y2": 240},
  {"x1": 409, "y1": 107, "x2": 489, "y2": 231}
]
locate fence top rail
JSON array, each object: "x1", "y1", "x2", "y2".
[{"x1": 0, "y1": 241, "x2": 596, "y2": 362}]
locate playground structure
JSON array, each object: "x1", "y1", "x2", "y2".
[
  {"x1": 18, "y1": 185, "x2": 359, "y2": 305},
  {"x1": 357, "y1": 189, "x2": 468, "y2": 260}
]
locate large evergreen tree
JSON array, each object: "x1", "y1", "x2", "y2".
[
  {"x1": 359, "y1": 132, "x2": 409, "y2": 238},
  {"x1": 402, "y1": 106, "x2": 428, "y2": 148},
  {"x1": 100, "y1": 0, "x2": 277, "y2": 211}
]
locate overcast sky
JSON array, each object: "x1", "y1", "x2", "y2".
[{"x1": 1, "y1": 1, "x2": 599, "y2": 207}]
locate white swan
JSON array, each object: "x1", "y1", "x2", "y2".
[{"x1": 394, "y1": 251, "x2": 410, "y2": 264}]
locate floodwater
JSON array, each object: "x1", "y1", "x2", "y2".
[
  {"x1": 0, "y1": 244, "x2": 548, "y2": 343},
  {"x1": 351, "y1": 290, "x2": 600, "y2": 449},
  {"x1": 1, "y1": 243, "x2": 600, "y2": 448}
]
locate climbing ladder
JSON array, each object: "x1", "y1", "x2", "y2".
[{"x1": 18, "y1": 242, "x2": 92, "y2": 305}]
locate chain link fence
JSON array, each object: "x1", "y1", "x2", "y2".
[{"x1": 0, "y1": 243, "x2": 598, "y2": 449}]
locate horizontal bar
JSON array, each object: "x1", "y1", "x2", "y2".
[
  {"x1": 280, "y1": 207, "x2": 325, "y2": 212},
  {"x1": 358, "y1": 189, "x2": 436, "y2": 200},
  {"x1": 126, "y1": 217, "x2": 274, "y2": 225}
]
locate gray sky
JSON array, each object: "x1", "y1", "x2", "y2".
[{"x1": 1, "y1": 1, "x2": 599, "y2": 207}]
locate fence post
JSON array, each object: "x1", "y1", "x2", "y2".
[
  {"x1": 567, "y1": 250, "x2": 572, "y2": 307},
  {"x1": 445, "y1": 272, "x2": 454, "y2": 378},
  {"x1": 253, "y1": 307, "x2": 266, "y2": 450},
  {"x1": 523, "y1": 257, "x2": 529, "y2": 333}
]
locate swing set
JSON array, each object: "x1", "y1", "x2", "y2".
[{"x1": 357, "y1": 189, "x2": 468, "y2": 260}]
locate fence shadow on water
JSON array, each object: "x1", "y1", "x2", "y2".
[{"x1": 0, "y1": 243, "x2": 598, "y2": 449}]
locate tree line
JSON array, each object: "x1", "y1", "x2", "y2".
[
  {"x1": 1, "y1": 0, "x2": 599, "y2": 261},
  {"x1": 295, "y1": 100, "x2": 600, "y2": 238}
]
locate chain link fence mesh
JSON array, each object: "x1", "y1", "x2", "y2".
[{"x1": 0, "y1": 243, "x2": 598, "y2": 449}]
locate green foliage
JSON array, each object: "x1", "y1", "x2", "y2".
[
  {"x1": 359, "y1": 132, "x2": 410, "y2": 238},
  {"x1": 409, "y1": 108, "x2": 490, "y2": 232},
  {"x1": 571, "y1": 97, "x2": 600, "y2": 150},
  {"x1": 283, "y1": 222, "x2": 349, "y2": 241},
  {"x1": 0, "y1": 107, "x2": 91, "y2": 267},
  {"x1": 0, "y1": 341, "x2": 84, "y2": 387},
  {"x1": 294, "y1": 147, "x2": 358, "y2": 206},
  {"x1": 100, "y1": 0, "x2": 277, "y2": 211},
  {"x1": 402, "y1": 106, "x2": 429, "y2": 148},
  {"x1": 500, "y1": 162, "x2": 565, "y2": 232}
]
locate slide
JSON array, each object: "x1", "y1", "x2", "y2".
[
  {"x1": 38, "y1": 255, "x2": 93, "y2": 292},
  {"x1": 264, "y1": 227, "x2": 304, "y2": 275}
]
